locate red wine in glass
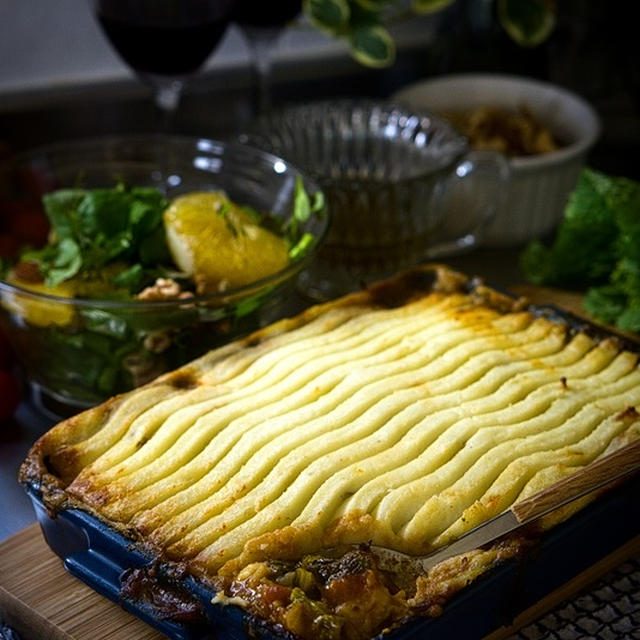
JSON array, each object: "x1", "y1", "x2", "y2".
[
  {"x1": 233, "y1": 0, "x2": 302, "y2": 29},
  {"x1": 232, "y1": 0, "x2": 302, "y2": 115},
  {"x1": 96, "y1": 18, "x2": 229, "y2": 77},
  {"x1": 93, "y1": 0, "x2": 235, "y2": 115}
]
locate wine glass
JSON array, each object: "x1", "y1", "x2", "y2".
[
  {"x1": 232, "y1": 0, "x2": 302, "y2": 117},
  {"x1": 92, "y1": 0, "x2": 236, "y2": 129}
]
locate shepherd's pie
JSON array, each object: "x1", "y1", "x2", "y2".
[{"x1": 21, "y1": 265, "x2": 640, "y2": 639}]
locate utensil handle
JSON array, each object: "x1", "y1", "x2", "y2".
[{"x1": 511, "y1": 438, "x2": 640, "y2": 523}]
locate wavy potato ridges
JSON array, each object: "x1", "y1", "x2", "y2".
[{"x1": 26, "y1": 266, "x2": 640, "y2": 580}]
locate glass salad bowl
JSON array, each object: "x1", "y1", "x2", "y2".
[{"x1": 0, "y1": 136, "x2": 328, "y2": 417}]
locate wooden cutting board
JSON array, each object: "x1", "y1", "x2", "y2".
[{"x1": 0, "y1": 524, "x2": 163, "y2": 640}]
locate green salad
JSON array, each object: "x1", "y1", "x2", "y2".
[
  {"x1": 8, "y1": 178, "x2": 321, "y2": 296},
  {"x1": 521, "y1": 168, "x2": 640, "y2": 332},
  {"x1": 0, "y1": 179, "x2": 324, "y2": 407}
]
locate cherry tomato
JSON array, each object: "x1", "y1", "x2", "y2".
[{"x1": 0, "y1": 369, "x2": 20, "y2": 422}]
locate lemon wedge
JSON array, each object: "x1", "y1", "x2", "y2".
[
  {"x1": 164, "y1": 192, "x2": 290, "y2": 293},
  {"x1": 3, "y1": 263, "x2": 132, "y2": 328},
  {"x1": 2, "y1": 276, "x2": 76, "y2": 327}
]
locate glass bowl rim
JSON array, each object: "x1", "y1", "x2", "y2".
[
  {"x1": 0, "y1": 134, "x2": 330, "y2": 309},
  {"x1": 243, "y1": 97, "x2": 470, "y2": 174}
]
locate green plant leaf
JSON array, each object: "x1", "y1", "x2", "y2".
[
  {"x1": 497, "y1": 0, "x2": 556, "y2": 48},
  {"x1": 81, "y1": 308, "x2": 131, "y2": 339},
  {"x1": 304, "y1": 0, "x2": 350, "y2": 33},
  {"x1": 349, "y1": 23, "x2": 395, "y2": 67},
  {"x1": 616, "y1": 306, "x2": 640, "y2": 332},
  {"x1": 349, "y1": 2, "x2": 380, "y2": 26},
  {"x1": 294, "y1": 177, "x2": 312, "y2": 224},
  {"x1": 112, "y1": 263, "x2": 144, "y2": 291},
  {"x1": 522, "y1": 167, "x2": 640, "y2": 333},
  {"x1": 41, "y1": 189, "x2": 87, "y2": 243},
  {"x1": 289, "y1": 232, "x2": 315, "y2": 261},
  {"x1": 352, "y1": 0, "x2": 392, "y2": 10},
  {"x1": 583, "y1": 285, "x2": 627, "y2": 325},
  {"x1": 45, "y1": 237, "x2": 82, "y2": 286},
  {"x1": 412, "y1": 0, "x2": 455, "y2": 15},
  {"x1": 25, "y1": 184, "x2": 171, "y2": 296}
]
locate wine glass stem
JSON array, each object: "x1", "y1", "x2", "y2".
[
  {"x1": 150, "y1": 79, "x2": 184, "y2": 193},
  {"x1": 243, "y1": 26, "x2": 280, "y2": 115},
  {"x1": 252, "y1": 45, "x2": 273, "y2": 113},
  {"x1": 153, "y1": 79, "x2": 184, "y2": 131}
]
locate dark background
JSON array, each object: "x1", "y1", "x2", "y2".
[{"x1": 0, "y1": 0, "x2": 638, "y2": 179}]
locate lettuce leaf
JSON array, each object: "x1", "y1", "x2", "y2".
[
  {"x1": 521, "y1": 168, "x2": 640, "y2": 332},
  {"x1": 33, "y1": 185, "x2": 170, "y2": 290}
]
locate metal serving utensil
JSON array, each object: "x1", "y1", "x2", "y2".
[{"x1": 370, "y1": 437, "x2": 640, "y2": 575}]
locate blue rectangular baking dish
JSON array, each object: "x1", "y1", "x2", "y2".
[
  {"x1": 25, "y1": 473, "x2": 638, "y2": 640},
  {"x1": 22, "y1": 297, "x2": 640, "y2": 639}
]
